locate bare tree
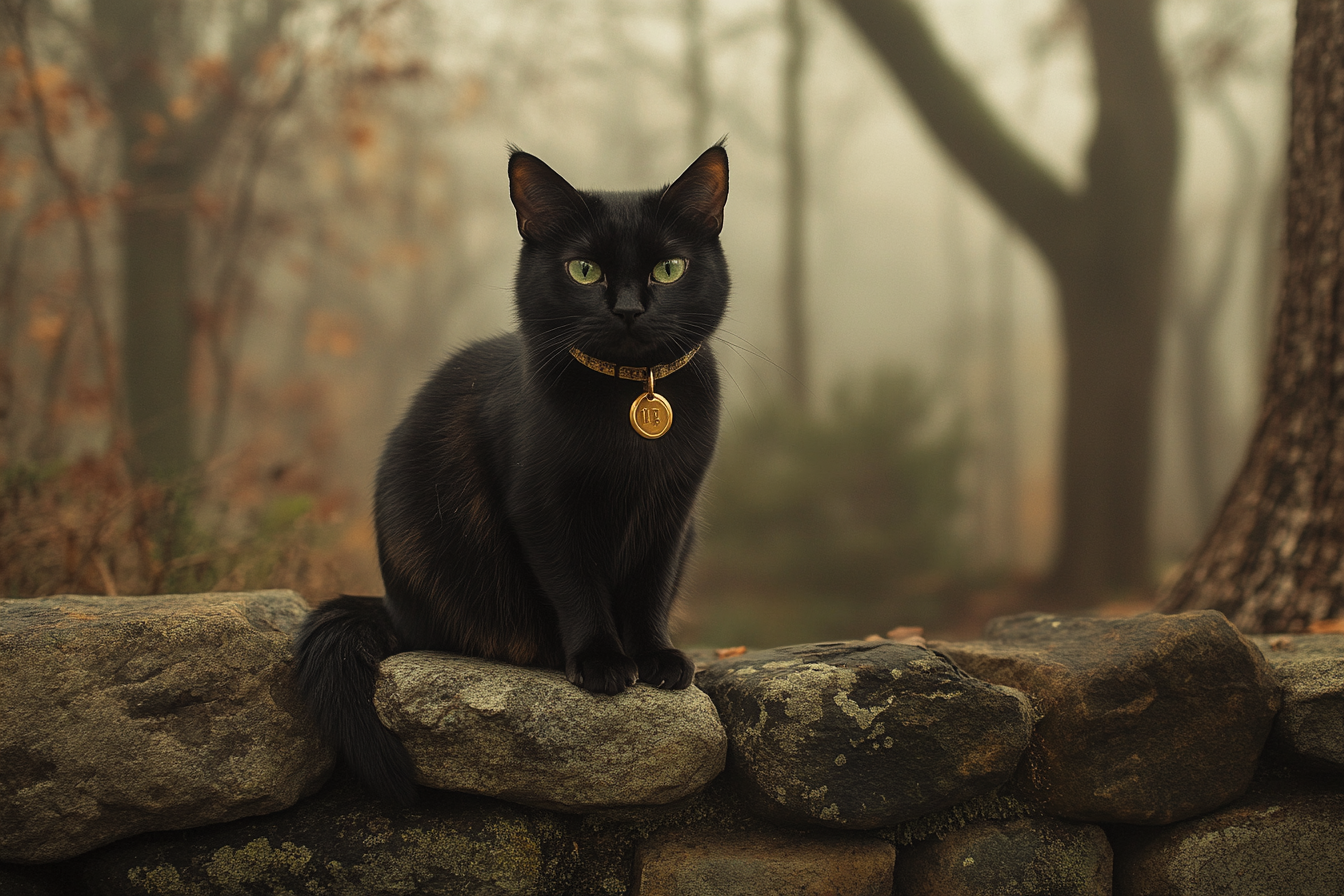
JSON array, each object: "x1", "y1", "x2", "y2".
[
  {"x1": 88, "y1": 0, "x2": 296, "y2": 478},
  {"x1": 832, "y1": 0, "x2": 1179, "y2": 601}
]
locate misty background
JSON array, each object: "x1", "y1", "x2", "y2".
[{"x1": 0, "y1": 0, "x2": 1293, "y2": 647}]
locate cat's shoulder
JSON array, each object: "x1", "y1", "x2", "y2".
[
  {"x1": 402, "y1": 332, "x2": 523, "y2": 412},
  {"x1": 441, "y1": 332, "x2": 522, "y2": 368}
]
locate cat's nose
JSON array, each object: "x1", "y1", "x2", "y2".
[{"x1": 612, "y1": 287, "x2": 644, "y2": 325}]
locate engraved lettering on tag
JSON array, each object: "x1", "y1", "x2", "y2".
[{"x1": 630, "y1": 393, "x2": 673, "y2": 439}]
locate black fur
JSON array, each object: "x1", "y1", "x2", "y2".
[{"x1": 294, "y1": 145, "x2": 730, "y2": 804}]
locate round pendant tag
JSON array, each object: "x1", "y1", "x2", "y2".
[{"x1": 630, "y1": 392, "x2": 673, "y2": 439}]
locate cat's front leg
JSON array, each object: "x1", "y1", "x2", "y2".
[
  {"x1": 554, "y1": 587, "x2": 638, "y2": 694},
  {"x1": 529, "y1": 565, "x2": 639, "y2": 694},
  {"x1": 618, "y1": 527, "x2": 697, "y2": 691}
]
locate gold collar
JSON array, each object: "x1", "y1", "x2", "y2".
[{"x1": 568, "y1": 344, "x2": 700, "y2": 382}]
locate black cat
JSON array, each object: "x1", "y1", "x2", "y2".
[{"x1": 294, "y1": 144, "x2": 730, "y2": 805}]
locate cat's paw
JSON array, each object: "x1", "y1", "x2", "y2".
[
  {"x1": 567, "y1": 650, "x2": 639, "y2": 695},
  {"x1": 635, "y1": 647, "x2": 696, "y2": 690}
]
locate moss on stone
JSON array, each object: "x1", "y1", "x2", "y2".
[{"x1": 878, "y1": 788, "x2": 1035, "y2": 846}]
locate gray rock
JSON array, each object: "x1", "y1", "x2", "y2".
[
  {"x1": 893, "y1": 817, "x2": 1112, "y2": 896},
  {"x1": 1112, "y1": 774, "x2": 1344, "y2": 896},
  {"x1": 633, "y1": 829, "x2": 895, "y2": 896},
  {"x1": 0, "y1": 591, "x2": 333, "y2": 864},
  {"x1": 694, "y1": 641, "x2": 1036, "y2": 829},
  {"x1": 934, "y1": 611, "x2": 1280, "y2": 825},
  {"x1": 69, "y1": 778, "x2": 578, "y2": 896},
  {"x1": 374, "y1": 651, "x2": 726, "y2": 811},
  {"x1": 1251, "y1": 633, "x2": 1344, "y2": 770}
]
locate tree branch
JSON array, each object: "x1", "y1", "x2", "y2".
[
  {"x1": 204, "y1": 63, "x2": 306, "y2": 459},
  {"x1": 3, "y1": 0, "x2": 124, "y2": 457},
  {"x1": 829, "y1": 0, "x2": 1079, "y2": 264},
  {"x1": 184, "y1": 0, "x2": 297, "y2": 178}
]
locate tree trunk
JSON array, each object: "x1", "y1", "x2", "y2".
[
  {"x1": 1157, "y1": 0, "x2": 1344, "y2": 631},
  {"x1": 91, "y1": 0, "x2": 196, "y2": 478},
  {"x1": 1052, "y1": 271, "x2": 1164, "y2": 595},
  {"x1": 831, "y1": 0, "x2": 1177, "y2": 600},
  {"x1": 684, "y1": 0, "x2": 711, "y2": 154},
  {"x1": 985, "y1": 231, "x2": 1019, "y2": 567},
  {"x1": 781, "y1": 0, "x2": 810, "y2": 402},
  {"x1": 89, "y1": 0, "x2": 288, "y2": 478},
  {"x1": 122, "y1": 166, "x2": 193, "y2": 479}
]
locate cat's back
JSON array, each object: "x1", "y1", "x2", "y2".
[{"x1": 379, "y1": 333, "x2": 523, "y2": 478}]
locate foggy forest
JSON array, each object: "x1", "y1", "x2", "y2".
[{"x1": 0, "y1": 0, "x2": 1299, "y2": 647}]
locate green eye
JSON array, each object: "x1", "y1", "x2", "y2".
[
  {"x1": 567, "y1": 259, "x2": 603, "y2": 284},
  {"x1": 651, "y1": 258, "x2": 687, "y2": 284}
]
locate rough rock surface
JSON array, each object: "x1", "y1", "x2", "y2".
[
  {"x1": 69, "y1": 778, "x2": 578, "y2": 896},
  {"x1": 374, "y1": 651, "x2": 726, "y2": 811},
  {"x1": 0, "y1": 590, "x2": 332, "y2": 864},
  {"x1": 68, "y1": 773, "x2": 775, "y2": 896},
  {"x1": 892, "y1": 817, "x2": 1113, "y2": 896},
  {"x1": 934, "y1": 611, "x2": 1280, "y2": 824},
  {"x1": 1251, "y1": 633, "x2": 1344, "y2": 769},
  {"x1": 695, "y1": 641, "x2": 1036, "y2": 829},
  {"x1": 1111, "y1": 773, "x2": 1344, "y2": 896},
  {"x1": 632, "y1": 830, "x2": 895, "y2": 896}
]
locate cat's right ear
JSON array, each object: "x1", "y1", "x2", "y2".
[
  {"x1": 508, "y1": 150, "x2": 587, "y2": 242},
  {"x1": 660, "y1": 144, "x2": 729, "y2": 235}
]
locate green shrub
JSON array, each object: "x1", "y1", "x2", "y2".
[{"x1": 692, "y1": 366, "x2": 965, "y2": 645}]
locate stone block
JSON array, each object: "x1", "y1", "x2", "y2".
[
  {"x1": 0, "y1": 591, "x2": 332, "y2": 864},
  {"x1": 695, "y1": 641, "x2": 1035, "y2": 828},
  {"x1": 632, "y1": 829, "x2": 894, "y2": 896},
  {"x1": 375, "y1": 651, "x2": 727, "y2": 811},
  {"x1": 1112, "y1": 774, "x2": 1344, "y2": 896},
  {"x1": 68, "y1": 778, "x2": 577, "y2": 896},
  {"x1": 1251, "y1": 633, "x2": 1344, "y2": 770},
  {"x1": 893, "y1": 816, "x2": 1112, "y2": 896},
  {"x1": 935, "y1": 611, "x2": 1280, "y2": 824}
]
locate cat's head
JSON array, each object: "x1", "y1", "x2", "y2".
[{"x1": 508, "y1": 144, "x2": 730, "y2": 367}]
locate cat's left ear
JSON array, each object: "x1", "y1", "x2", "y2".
[
  {"x1": 509, "y1": 149, "x2": 587, "y2": 242},
  {"x1": 661, "y1": 144, "x2": 729, "y2": 236}
]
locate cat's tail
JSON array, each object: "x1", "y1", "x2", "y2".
[{"x1": 293, "y1": 594, "x2": 419, "y2": 806}]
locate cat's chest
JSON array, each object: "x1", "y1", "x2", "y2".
[{"x1": 506, "y1": 388, "x2": 712, "y2": 508}]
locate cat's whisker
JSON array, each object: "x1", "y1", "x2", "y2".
[
  {"x1": 710, "y1": 334, "x2": 794, "y2": 384},
  {"x1": 711, "y1": 340, "x2": 768, "y2": 411}
]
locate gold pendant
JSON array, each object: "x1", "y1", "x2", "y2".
[
  {"x1": 631, "y1": 392, "x2": 673, "y2": 439},
  {"x1": 630, "y1": 369, "x2": 672, "y2": 438}
]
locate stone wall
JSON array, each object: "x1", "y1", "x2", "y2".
[{"x1": 1, "y1": 590, "x2": 1341, "y2": 895}]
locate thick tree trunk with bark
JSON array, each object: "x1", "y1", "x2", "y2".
[
  {"x1": 832, "y1": 0, "x2": 1177, "y2": 601},
  {"x1": 1158, "y1": 0, "x2": 1344, "y2": 632}
]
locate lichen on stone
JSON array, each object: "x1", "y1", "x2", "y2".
[{"x1": 204, "y1": 839, "x2": 313, "y2": 890}]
